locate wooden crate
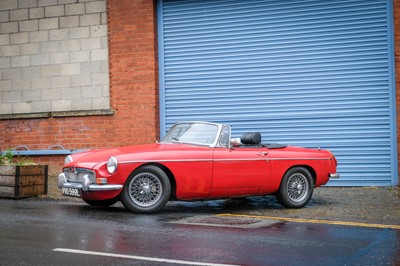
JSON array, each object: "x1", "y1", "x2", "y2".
[{"x1": 0, "y1": 165, "x2": 48, "y2": 198}]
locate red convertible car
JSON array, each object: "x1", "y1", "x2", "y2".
[{"x1": 58, "y1": 121, "x2": 339, "y2": 213}]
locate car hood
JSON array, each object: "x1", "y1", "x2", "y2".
[{"x1": 66, "y1": 143, "x2": 201, "y2": 168}]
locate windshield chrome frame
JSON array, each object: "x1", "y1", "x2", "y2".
[{"x1": 160, "y1": 121, "x2": 229, "y2": 148}]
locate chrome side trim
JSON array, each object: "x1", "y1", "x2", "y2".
[
  {"x1": 120, "y1": 157, "x2": 331, "y2": 164},
  {"x1": 270, "y1": 158, "x2": 330, "y2": 161},
  {"x1": 120, "y1": 159, "x2": 212, "y2": 164},
  {"x1": 214, "y1": 158, "x2": 268, "y2": 162}
]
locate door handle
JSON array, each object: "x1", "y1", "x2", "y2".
[{"x1": 257, "y1": 152, "x2": 269, "y2": 156}]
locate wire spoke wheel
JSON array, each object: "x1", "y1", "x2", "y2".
[
  {"x1": 129, "y1": 173, "x2": 162, "y2": 207},
  {"x1": 286, "y1": 173, "x2": 308, "y2": 203},
  {"x1": 276, "y1": 167, "x2": 314, "y2": 208},
  {"x1": 121, "y1": 165, "x2": 171, "y2": 214}
]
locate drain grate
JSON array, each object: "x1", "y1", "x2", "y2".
[{"x1": 170, "y1": 215, "x2": 279, "y2": 229}]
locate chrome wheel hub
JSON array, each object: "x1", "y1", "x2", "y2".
[
  {"x1": 287, "y1": 173, "x2": 308, "y2": 202},
  {"x1": 141, "y1": 185, "x2": 151, "y2": 194},
  {"x1": 129, "y1": 173, "x2": 162, "y2": 207}
]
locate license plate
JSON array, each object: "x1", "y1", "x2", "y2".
[{"x1": 62, "y1": 187, "x2": 81, "y2": 198}]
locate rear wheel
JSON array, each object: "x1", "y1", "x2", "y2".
[
  {"x1": 276, "y1": 167, "x2": 314, "y2": 208},
  {"x1": 120, "y1": 165, "x2": 171, "y2": 214}
]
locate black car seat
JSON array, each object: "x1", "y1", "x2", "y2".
[{"x1": 240, "y1": 132, "x2": 262, "y2": 145}]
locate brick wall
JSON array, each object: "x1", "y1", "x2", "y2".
[{"x1": 0, "y1": 0, "x2": 159, "y2": 175}]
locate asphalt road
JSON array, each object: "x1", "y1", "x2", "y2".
[{"x1": 0, "y1": 198, "x2": 399, "y2": 266}]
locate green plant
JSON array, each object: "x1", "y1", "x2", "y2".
[
  {"x1": 0, "y1": 149, "x2": 13, "y2": 165},
  {"x1": 0, "y1": 149, "x2": 35, "y2": 166}
]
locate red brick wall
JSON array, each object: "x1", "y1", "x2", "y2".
[{"x1": 0, "y1": 0, "x2": 159, "y2": 175}]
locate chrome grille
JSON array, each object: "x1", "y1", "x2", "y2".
[{"x1": 64, "y1": 167, "x2": 95, "y2": 182}]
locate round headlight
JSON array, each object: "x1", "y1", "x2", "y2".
[
  {"x1": 64, "y1": 155, "x2": 73, "y2": 165},
  {"x1": 107, "y1": 156, "x2": 118, "y2": 174}
]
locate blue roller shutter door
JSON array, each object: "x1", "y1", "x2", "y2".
[{"x1": 157, "y1": 0, "x2": 397, "y2": 186}]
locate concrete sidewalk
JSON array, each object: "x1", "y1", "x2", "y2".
[{"x1": 238, "y1": 186, "x2": 400, "y2": 226}]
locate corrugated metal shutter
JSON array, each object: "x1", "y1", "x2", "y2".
[{"x1": 157, "y1": 0, "x2": 397, "y2": 186}]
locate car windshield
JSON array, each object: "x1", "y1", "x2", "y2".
[{"x1": 161, "y1": 123, "x2": 220, "y2": 146}]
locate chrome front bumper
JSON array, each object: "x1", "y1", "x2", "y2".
[
  {"x1": 58, "y1": 173, "x2": 123, "y2": 192},
  {"x1": 329, "y1": 173, "x2": 340, "y2": 179}
]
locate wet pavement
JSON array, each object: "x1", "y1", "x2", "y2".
[
  {"x1": 1, "y1": 191, "x2": 399, "y2": 266},
  {"x1": 44, "y1": 185, "x2": 400, "y2": 226},
  {"x1": 222, "y1": 186, "x2": 400, "y2": 226}
]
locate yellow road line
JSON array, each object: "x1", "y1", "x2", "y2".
[{"x1": 217, "y1": 213, "x2": 400, "y2": 230}]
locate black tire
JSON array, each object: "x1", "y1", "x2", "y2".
[
  {"x1": 276, "y1": 167, "x2": 314, "y2": 208},
  {"x1": 120, "y1": 165, "x2": 171, "y2": 214},
  {"x1": 83, "y1": 197, "x2": 119, "y2": 207}
]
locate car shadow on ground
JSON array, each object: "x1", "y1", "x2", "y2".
[
  {"x1": 163, "y1": 195, "x2": 331, "y2": 214},
  {"x1": 69, "y1": 195, "x2": 332, "y2": 217}
]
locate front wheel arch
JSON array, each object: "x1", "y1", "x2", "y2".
[{"x1": 134, "y1": 163, "x2": 177, "y2": 200}]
